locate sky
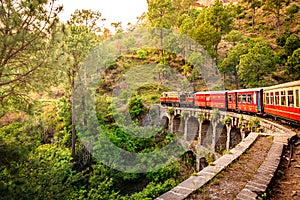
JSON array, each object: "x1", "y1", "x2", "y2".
[{"x1": 57, "y1": 0, "x2": 148, "y2": 30}]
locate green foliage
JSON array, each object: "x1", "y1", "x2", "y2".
[
  {"x1": 276, "y1": 31, "x2": 291, "y2": 47},
  {"x1": 56, "y1": 97, "x2": 72, "y2": 147},
  {"x1": 147, "y1": 0, "x2": 176, "y2": 29},
  {"x1": 287, "y1": 4, "x2": 300, "y2": 15},
  {"x1": 129, "y1": 179, "x2": 177, "y2": 200},
  {"x1": 212, "y1": 109, "x2": 220, "y2": 122},
  {"x1": 181, "y1": 64, "x2": 192, "y2": 76},
  {"x1": 167, "y1": 108, "x2": 175, "y2": 115},
  {"x1": 243, "y1": 0, "x2": 262, "y2": 31},
  {"x1": 286, "y1": 48, "x2": 300, "y2": 80},
  {"x1": 146, "y1": 163, "x2": 179, "y2": 183},
  {"x1": 284, "y1": 34, "x2": 300, "y2": 56},
  {"x1": 238, "y1": 39, "x2": 275, "y2": 88},
  {"x1": 188, "y1": 67, "x2": 201, "y2": 81},
  {"x1": 0, "y1": 0, "x2": 62, "y2": 111},
  {"x1": 0, "y1": 144, "x2": 75, "y2": 200},
  {"x1": 68, "y1": 9, "x2": 105, "y2": 33},
  {"x1": 263, "y1": 0, "x2": 287, "y2": 32},
  {"x1": 197, "y1": 113, "x2": 205, "y2": 121},
  {"x1": 128, "y1": 94, "x2": 145, "y2": 119},
  {"x1": 219, "y1": 41, "x2": 248, "y2": 88},
  {"x1": 225, "y1": 30, "x2": 244, "y2": 44},
  {"x1": 248, "y1": 116, "x2": 260, "y2": 131},
  {"x1": 136, "y1": 49, "x2": 148, "y2": 59},
  {"x1": 222, "y1": 116, "x2": 231, "y2": 125}
]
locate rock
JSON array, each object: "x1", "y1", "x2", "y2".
[
  {"x1": 295, "y1": 165, "x2": 300, "y2": 168},
  {"x1": 291, "y1": 191, "x2": 297, "y2": 197}
]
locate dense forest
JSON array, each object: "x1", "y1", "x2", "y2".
[{"x1": 0, "y1": 0, "x2": 300, "y2": 199}]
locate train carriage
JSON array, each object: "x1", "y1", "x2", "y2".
[
  {"x1": 233, "y1": 88, "x2": 263, "y2": 114},
  {"x1": 160, "y1": 92, "x2": 180, "y2": 107},
  {"x1": 263, "y1": 80, "x2": 300, "y2": 122},
  {"x1": 179, "y1": 92, "x2": 194, "y2": 107},
  {"x1": 194, "y1": 91, "x2": 227, "y2": 109}
]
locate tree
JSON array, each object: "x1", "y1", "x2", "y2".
[
  {"x1": 264, "y1": 0, "x2": 287, "y2": 34},
  {"x1": 237, "y1": 40, "x2": 275, "y2": 88},
  {"x1": 172, "y1": 0, "x2": 198, "y2": 12},
  {"x1": 219, "y1": 41, "x2": 248, "y2": 89},
  {"x1": 284, "y1": 34, "x2": 300, "y2": 56},
  {"x1": 147, "y1": 0, "x2": 176, "y2": 29},
  {"x1": 147, "y1": 0, "x2": 176, "y2": 47},
  {"x1": 193, "y1": 0, "x2": 233, "y2": 63},
  {"x1": 243, "y1": 0, "x2": 262, "y2": 31},
  {"x1": 0, "y1": 0, "x2": 62, "y2": 113},
  {"x1": 286, "y1": 4, "x2": 300, "y2": 22},
  {"x1": 286, "y1": 48, "x2": 300, "y2": 80},
  {"x1": 111, "y1": 22, "x2": 124, "y2": 34},
  {"x1": 68, "y1": 9, "x2": 106, "y2": 33},
  {"x1": 61, "y1": 10, "x2": 103, "y2": 159}
]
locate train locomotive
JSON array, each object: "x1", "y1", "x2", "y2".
[{"x1": 160, "y1": 80, "x2": 300, "y2": 122}]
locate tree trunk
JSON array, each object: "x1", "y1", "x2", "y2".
[
  {"x1": 277, "y1": 8, "x2": 280, "y2": 35},
  {"x1": 252, "y1": 8, "x2": 255, "y2": 32},
  {"x1": 234, "y1": 67, "x2": 239, "y2": 89},
  {"x1": 71, "y1": 80, "x2": 76, "y2": 159},
  {"x1": 215, "y1": 42, "x2": 219, "y2": 67}
]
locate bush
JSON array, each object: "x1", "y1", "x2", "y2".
[
  {"x1": 136, "y1": 48, "x2": 147, "y2": 59},
  {"x1": 129, "y1": 94, "x2": 145, "y2": 119}
]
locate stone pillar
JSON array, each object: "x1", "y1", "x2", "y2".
[
  {"x1": 196, "y1": 155, "x2": 200, "y2": 172},
  {"x1": 241, "y1": 127, "x2": 246, "y2": 140},
  {"x1": 211, "y1": 120, "x2": 218, "y2": 152},
  {"x1": 184, "y1": 116, "x2": 189, "y2": 141},
  {"x1": 226, "y1": 124, "x2": 232, "y2": 151},
  {"x1": 198, "y1": 119, "x2": 203, "y2": 145},
  {"x1": 169, "y1": 115, "x2": 174, "y2": 133}
]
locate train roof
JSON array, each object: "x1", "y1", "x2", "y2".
[
  {"x1": 194, "y1": 90, "x2": 227, "y2": 94},
  {"x1": 228, "y1": 88, "x2": 264, "y2": 93},
  {"x1": 263, "y1": 80, "x2": 300, "y2": 91},
  {"x1": 162, "y1": 91, "x2": 194, "y2": 94}
]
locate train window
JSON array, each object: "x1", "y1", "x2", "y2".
[
  {"x1": 238, "y1": 95, "x2": 242, "y2": 103},
  {"x1": 228, "y1": 95, "x2": 232, "y2": 103},
  {"x1": 275, "y1": 92, "x2": 279, "y2": 105},
  {"x1": 266, "y1": 93, "x2": 269, "y2": 104},
  {"x1": 242, "y1": 94, "x2": 247, "y2": 103},
  {"x1": 270, "y1": 92, "x2": 274, "y2": 105},
  {"x1": 288, "y1": 90, "x2": 294, "y2": 107},
  {"x1": 281, "y1": 91, "x2": 286, "y2": 106},
  {"x1": 296, "y1": 90, "x2": 299, "y2": 107},
  {"x1": 247, "y1": 94, "x2": 252, "y2": 104}
]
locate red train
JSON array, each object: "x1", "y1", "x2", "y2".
[{"x1": 160, "y1": 80, "x2": 300, "y2": 122}]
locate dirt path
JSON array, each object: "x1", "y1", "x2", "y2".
[
  {"x1": 269, "y1": 135, "x2": 300, "y2": 200},
  {"x1": 187, "y1": 136, "x2": 273, "y2": 200}
]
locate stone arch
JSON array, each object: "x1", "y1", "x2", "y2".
[
  {"x1": 198, "y1": 156, "x2": 208, "y2": 171},
  {"x1": 200, "y1": 119, "x2": 210, "y2": 147},
  {"x1": 180, "y1": 150, "x2": 196, "y2": 170},
  {"x1": 215, "y1": 122, "x2": 227, "y2": 153},
  {"x1": 230, "y1": 126, "x2": 242, "y2": 148},
  {"x1": 161, "y1": 116, "x2": 169, "y2": 131},
  {"x1": 187, "y1": 116, "x2": 199, "y2": 141},
  {"x1": 173, "y1": 114, "x2": 183, "y2": 136}
]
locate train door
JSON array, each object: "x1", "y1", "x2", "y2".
[
  {"x1": 257, "y1": 92, "x2": 261, "y2": 112},
  {"x1": 257, "y1": 89, "x2": 263, "y2": 113}
]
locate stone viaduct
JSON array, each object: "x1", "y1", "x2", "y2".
[{"x1": 158, "y1": 106, "x2": 288, "y2": 172}]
